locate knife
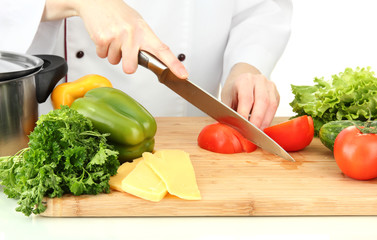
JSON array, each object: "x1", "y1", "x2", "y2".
[{"x1": 137, "y1": 51, "x2": 294, "y2": 162}]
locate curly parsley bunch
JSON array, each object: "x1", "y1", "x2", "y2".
[{"x1": 0, "y1": 106, "x2": 119, "y2": 216}]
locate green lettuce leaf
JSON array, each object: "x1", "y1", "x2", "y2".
[{"x1": 290, "y1": 67, "x2": 377, "y2": 134}]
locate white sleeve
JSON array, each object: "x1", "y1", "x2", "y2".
[
  {"x1": 221, "y1": 0, "x2": 292, "y2": 83},
  {"x1": 27, "y1": 20, "x2": 64, "y2": 55},
  {"x1": 0, "y1": 0, "x2": 47, "y2": 53}
]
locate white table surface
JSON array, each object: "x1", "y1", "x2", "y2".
[{"x1": 2, "y1": 190, "x2": 377, "y2": 240}]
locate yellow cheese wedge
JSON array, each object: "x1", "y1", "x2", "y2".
[
  {"x1": 109, "y1": 158, "x2": 142, "y2": 192},
  {"x1": 143, "y1": 150, "x2": 201, "y2": 200},
  {"x1": 121, "y1": 160, "x2": 167, "y2": 202}
]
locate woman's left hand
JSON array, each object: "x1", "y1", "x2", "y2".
[{"x1": 221, "y1": 63, "x2": 279, "y2": 130}]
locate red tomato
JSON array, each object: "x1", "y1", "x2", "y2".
[
  {"x1": 197, "y1": 123, "x2": 257, "y2": 154},
  {"x1": 227, "y1": 126, "x2": 258, "y2": 153},
  {"x1": 263, "y1": 115, "x2": 314, "y2": 152},
  {"x1": 334, "y1": 126, "x2": 377, "y2": 180}
]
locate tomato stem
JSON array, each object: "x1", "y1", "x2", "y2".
[{"x1": 356, "y1": 124, "x2": 377, "y2": 134}]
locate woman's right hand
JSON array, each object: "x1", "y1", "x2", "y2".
[{"x1": 43, "y1": 0, "x2": 188, "y2": 79}]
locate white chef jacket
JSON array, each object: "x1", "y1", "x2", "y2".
[{"x1": 0, "y1": 0, "x2": 292, "y2": 117}]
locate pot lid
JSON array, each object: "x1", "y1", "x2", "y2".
[{"x1": 0, "y1": 51, "x2": 44, "y2": 82}]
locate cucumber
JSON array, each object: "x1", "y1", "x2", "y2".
[{"x1": 319, "y1": 120, "x2": 365, "y2": 151}]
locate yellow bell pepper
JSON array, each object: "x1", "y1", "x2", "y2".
[{"x1": 51, "y1": 74, "x2": 113, "y2": 109}]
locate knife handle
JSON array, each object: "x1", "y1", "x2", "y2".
[
  {"x1": 137, "y1": 51, "x2": 149, "y2": 68},
  {"x1": 137, "y1": 51, "x2": 167, "y2": 78}
]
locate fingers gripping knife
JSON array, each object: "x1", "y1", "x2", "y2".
[{"x1": 137, "y1": 51, "x2": 294, "y2": 161}]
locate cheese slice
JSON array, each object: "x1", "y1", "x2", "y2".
[
  {"x1": 121, "y1": 160, "x2": 167, "y2": 202},
  {"x1": 143, "y1": 150, "x2": 201, "y2": 200},
  {"x1": 109, "y1": 158, "x2": 142, "y2": 192}
]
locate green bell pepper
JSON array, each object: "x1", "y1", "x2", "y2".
[{"x1": 71, "y1": 87, "x2": 157, "y2": 163}]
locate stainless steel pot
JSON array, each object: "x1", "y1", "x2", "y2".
[{"x1": 0, "y1": 51, "x2": 68, "y2": 156}]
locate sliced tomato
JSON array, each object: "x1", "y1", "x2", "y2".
[
  {"x1": 197, "y1": 123, "x2": 257, "y2": 154},
  {"x1": 227, "y1": 126, "x2": 258, "y2": 153},
  {"x1": 263, "y1": 115, "x2": 314, "y2": 152}
]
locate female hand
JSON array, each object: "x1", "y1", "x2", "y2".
[
  {"x1": 221, "y1": 63, "x2": 280, "y2": 130},
  {"x1": 43, "y1": 0, "x2": 188, "y2": 79}
]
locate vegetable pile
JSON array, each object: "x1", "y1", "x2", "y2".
[
  {"x1": 0, "y1": 106, "x2": 119, "y2": 216},
  {"x1": 290, "y1": 67, "x2": 377, "y2": 135}
]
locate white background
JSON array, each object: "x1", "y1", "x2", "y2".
[{"x1": 273, "y1": 0, "x2": 377, "y2": 116}]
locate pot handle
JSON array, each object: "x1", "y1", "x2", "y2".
[{"x1": 34, "y1": 55, "x2": 68, "y2": 103}]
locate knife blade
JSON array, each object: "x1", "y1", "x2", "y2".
[{"x1": 138, "y1": 51, "x2": 294, "y2": 162}]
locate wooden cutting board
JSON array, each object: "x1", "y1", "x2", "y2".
[{"x1": 41, "y1": 117, "x2": 377, "y2": 217}]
